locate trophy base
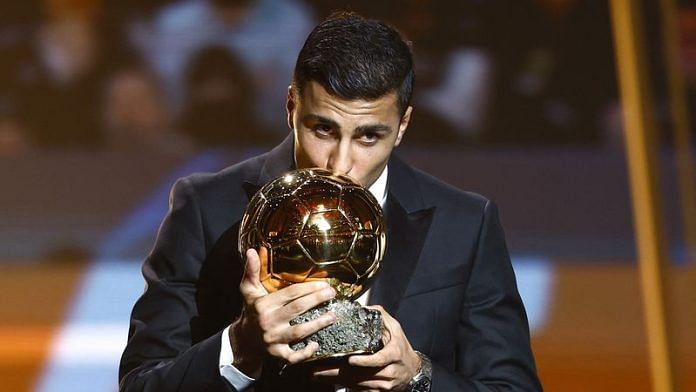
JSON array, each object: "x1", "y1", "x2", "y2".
[{"x1": 289, "y1": 299, "x2": 382, "y2": 362}]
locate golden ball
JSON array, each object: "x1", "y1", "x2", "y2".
[{"x1": 239, "y1": 168, "x2": 386, "y2": 299}]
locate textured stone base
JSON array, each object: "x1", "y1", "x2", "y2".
[{"x1": 290, "y1": 299, "x2": 383, "y2": 360}]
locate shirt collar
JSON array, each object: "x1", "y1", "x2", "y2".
[
  {"x1": 292, "y1": 148, "x2": 389, "y2": 208},
  {"x1": 368, "y1": 165, "x2": 388, "y2": 208}
]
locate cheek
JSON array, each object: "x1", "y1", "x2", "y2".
[
  {"x1": 353, "y1": 147, "x2": 390, "y2": 183},
  {"x1": 297, "y1": 134, "x2": 329, "y2": 167}
]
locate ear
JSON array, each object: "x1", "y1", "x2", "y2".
[
  {"x1": 394, "y1": 106, "x2": 412, "y2": 146},
  {"x1": 286, "y1": 85, "x2": 296, "y2": 130}
]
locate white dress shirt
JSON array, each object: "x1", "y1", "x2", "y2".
[{"x1": 219, "y1": 166, "x2": 389, "y2": 390}]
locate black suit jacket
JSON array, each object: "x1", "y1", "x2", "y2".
[{"x1": 119, "y1": 135, "x2": 542, "y2": 391}]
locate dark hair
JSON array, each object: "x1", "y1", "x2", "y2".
[{"x1": 292, "y1": 12, "x2": 414, "y2": 115}]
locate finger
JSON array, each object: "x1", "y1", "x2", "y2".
[
  {"x1": 348, "y1": 349, "x2": 391, "y2": 367},
  {"x1": 277, "y1": 286, "x2": 336, "y2": 320},
  {"x1": 365, "y1": 305, "x2": 389, "y2": 319},
  {"x1": 286, "y1": 341, "x2": 320, "y2": 364},
  {"x1": 267, "y1": 340, "x2": 322, "y2": 364},
  {"x1": 239, "y1": 248, "x2": 268, "y2": 303},
  {"x1": 354, "y1": 379, "x2": 391, "y2": 390},
  {"x1": 366, "y1": 305, "x2": 395, "y2": 343},
  {"x1": 349, "y1": 328, "x2": 404, "y2": 368},
  {"x1": 280, "y1": 311, "x2": 336, "y2": 343},
  {"x1": 312, "y1": 367, "x2": 340, "y2": 377},
  {"x1": 275, "y1": 280, "x2": 333, "y2": 306},
  {"x1": 259, "y1": 280, "x2": 334, "y2": 313}
]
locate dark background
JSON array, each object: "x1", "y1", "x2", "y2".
[{"x1": 0, "y1": 1, "x2": 694, "y2": 391}]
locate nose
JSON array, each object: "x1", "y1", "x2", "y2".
[{"x1": 327, "y1": 140, "x2": 353, "y2": 176}]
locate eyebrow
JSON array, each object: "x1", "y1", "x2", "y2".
[
  {"x1": 355, "y1": 123, "x2": 393, "y2": 135},
  {"x1": 301, "y1": 114, "x2": 394, "y2": 135},
  {"x1": 303, "y1": 114, "x2": 339, "y2": 129}
]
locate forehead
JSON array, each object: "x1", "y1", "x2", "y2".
[{"x1": 298, "y1": 81, "x2": 401, "y2": 121}]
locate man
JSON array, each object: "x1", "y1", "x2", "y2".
[{"x1": 119, "y1": 12, "x2": 542, "y2": 391}]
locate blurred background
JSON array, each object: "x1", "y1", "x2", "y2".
[{"x1": 0, "y1": 0, "x2": 694, "y2": 390}]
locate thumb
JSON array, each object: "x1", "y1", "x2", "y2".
[{"x1": 240, "y1": 248, "x2": 269, "y2": 303}]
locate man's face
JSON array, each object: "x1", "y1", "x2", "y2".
[{"x1": 287, "y1": 81, "x2": 412, "y2": 187}]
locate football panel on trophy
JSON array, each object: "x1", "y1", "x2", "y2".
[{"x1": 293, "y1": 177, "x2": 342, "y2": 210}]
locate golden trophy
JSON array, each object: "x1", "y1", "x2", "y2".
[{"x1": 239, "y1": 168, "x2": 386, "y2": 361}]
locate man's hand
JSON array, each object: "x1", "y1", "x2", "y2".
[
  {"x1": 229, "y1": 248, "x2": 337, "y2": 376},
  {"x1": 312, "y1": 305, "x2": 421, "y2": 391}
]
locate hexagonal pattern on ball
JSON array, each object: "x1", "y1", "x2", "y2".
[{"x1": 238, "y1": 168, "x2": 386, "y2": 299}]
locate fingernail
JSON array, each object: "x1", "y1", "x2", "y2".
[
  {"x1": 316, "y1": 281, "x2": 330, "y2": 289},
  {"x1": 322, "y1": 287, "x2": 335, "y2": 299},
  {"x1": 323, "y1": 312, "x2": 336, "y2": 323},
  {"x1": 307, "y1": 341, "x2": 320, "y2": 354}
]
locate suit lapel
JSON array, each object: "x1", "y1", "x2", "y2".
[
  {"x1": 242, "y1": 133, "x2": 295, "y2": 199},
  {"x1": 368, "y1": 154, "x2": 435, "y2": 315},
  {"x1": 258, "y1": 133, "x2": 296, "y2": 184},
  {"x1": 369, "y1": 198, "x2": 434, "y2": 314},
  {"x1": 242, "y1": 181, "x2": 261, "y2": 201}
]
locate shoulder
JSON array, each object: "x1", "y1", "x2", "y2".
[
  {"x1": 418, "y1": 167, "x2": 487, "y2": 206},
  {"x1": 180, "y1": 153, "x2": 264, "y2": 193},
  {"x1": 393, "y1": 155, "x2": 490, "y2": 215},
  {"x1": 163, "y1": 152, "x2": 271, "y2": 243},
  {"x1": 167, "y1": 152, "x2": 268, "y2": 220}
]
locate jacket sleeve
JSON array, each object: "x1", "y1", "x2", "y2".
[
  {"x1": 118, "y1": 177, "x2": 236, "y2": 392},
  {"x1": 432, "y1": 201, "x2": 543, "y2": 391}
]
